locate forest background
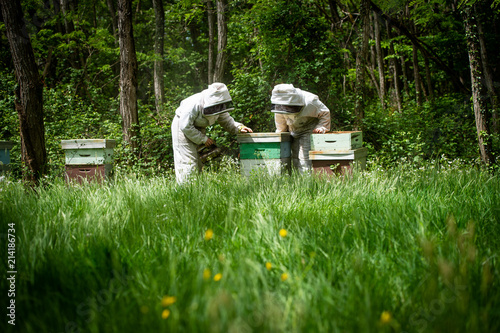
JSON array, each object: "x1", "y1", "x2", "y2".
[{"x1": 0, "y1": 0, "x2": 499, "y2": 181}]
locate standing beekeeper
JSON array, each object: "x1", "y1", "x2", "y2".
[
  {"x1": 172, "y1": 82, "x2": 253, "y2": 183},
  {"x1": 271, "y1": 84, "x2": 330, "y2": 173}
]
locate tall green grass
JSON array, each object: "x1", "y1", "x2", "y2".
[{"x1": 1, "y1": 161, "x2": 499, "y2": 332}]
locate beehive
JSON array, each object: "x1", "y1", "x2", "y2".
[
  {"x1": 310, "y1": 131, "x2": 362, "y2": 151},
  {"x1": 309, "y1": 147, "x2": 367, "y2": 176},
  {"x1": 61, "y1": 139, "x2": 116, "y2": 182},
  {"x1": 237, "y1": 133, "x2": 291, "y2": 176},
  {"x1": 0, "y1": 141, "x2": 15, "y2": 172}
]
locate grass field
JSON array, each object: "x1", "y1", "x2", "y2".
[{"x1": 1, "y1": 161, "x2": 499, "y2": 332}]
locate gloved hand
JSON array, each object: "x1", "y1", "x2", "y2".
[
  {"x1": 205, "y1": 137, "x2": 215, "y2": 147},
  {"x1": 313, "y1": 127, "x2": 327, "y2": 134},
  {"x1": 239, "y1": 126, "x2": 253, "y2": 133}
]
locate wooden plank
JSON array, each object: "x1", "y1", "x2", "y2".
[{"x1": 309, "y1": 147, "x2": 367, "y2": 161}]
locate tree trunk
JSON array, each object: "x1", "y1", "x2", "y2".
[
  {"x1": 412, "y1": 43, "x2": 423, "y2": 107},
  {"x1": 386, "y1": 22, "x2": 402, "y2": 113},
  {"x1": 213, "y1": 0, "x2": 227, "y2": 83},
  {"x1": 476, "y1": 4, "x2": 499, "y2": 134},
  {"x1": 462, "y1": 5, "x2": 493, "y2": 165},
  {"x1": 152, "y1": 0, "x2": 164, "y2": 114},
  {"x1": 118, "y1": 0, "x2": 140, "y2": 153},
  {"x1": 107, "y1": 0, "x2": 118, "y2": 39},
  {"x1": 0, "y1": 0, "x2": 47, "y2": 184},
  {"x1": 207, "y1": 0, "x2": 215, "y2": 84},
  {"x1": 354, "y1": 0, "x2": 369, "y2": 129},
  {"x1": 424, "y1": 55, "x2": 433, "y2": 100},
  {"x1": 373, "y1": 10, "x2": 385, "y2": 109}
]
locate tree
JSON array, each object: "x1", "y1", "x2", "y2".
[
  {"x1": 462, "y1": 3, "x2": 494, "y2": 165},
  {"x1": 0, "y1": 0, "x2": 47, "y2": 184},
  {"x1": 207, "y1": 0, "x2": 215, "y2": 84},
  {"x1": 213, "y1": 0, "x2": 228, "y2": 83},
  {"x1": 354, "y1": 0, "x2": 370, "y2": 129},
  {"x1": 118, "y1": 0, "x2": 140, "y2": 152},
  {"x1": 152, "y1": 0, "x2": 165, "y2": 114}
]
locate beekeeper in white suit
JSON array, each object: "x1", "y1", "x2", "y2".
[
  {"x1": 172, "y1": 82, "x2": 253, "y2": 183},
  {"x1": 271, "y1": 84, "x2": 330, "y2": 173}
]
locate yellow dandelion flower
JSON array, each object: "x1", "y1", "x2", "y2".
[
  {"x1": 204, "y1": 229, "x2": 214, "y2": 241},
  {"x1": 203, "y1": 268, "x2": 211, "y2": 280},
  {"x1": 279, "y1": 229, "x2": 287, "y2": 238},
  {"x1": 265, "y1": 262, "x2": 272, "y2": 271},
  {"x1": 214, "y1": 273, "x2": 222, "y2": 281},
  {"x1": 161, "y1": 295, "x2": 177, "y2": 307},
  {"x1": 281, "y1": 273, "x2": 288, "y2": 281},
  {"x1": 161, "y1": 309, "x2": 171, "y2": 319},
  {"x1": 380, "y1": 311, "x2": 391, "y2": 324}
]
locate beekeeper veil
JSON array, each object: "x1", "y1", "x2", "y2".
[
  {"x1": 202, "y1": 83, "x2": 234, "y2": 116},
  {"x1": 271, "y1": 84, "x2": 304, "y2": 114}
]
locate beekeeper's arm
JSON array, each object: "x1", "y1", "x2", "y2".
[
  {"x1": 311, "y1": 98, "x2": 330, "y2": 134},
  {"x1": 217, "y1": 112, "x2": 253, "y2": 134},
  {"x1": 178, "y1": 102, "x2": 210, "y2": 145},
  {"x1": 275, "y1": 114, "x2": 289, "y2": 133}
]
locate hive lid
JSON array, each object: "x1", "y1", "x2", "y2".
[
  {"x1": 237, "y1": 132, "x2": 291, "y2": 143},
  {"x1": 61, "y1": 139, "x2": 117, "y2": 149},
  {"x1": 0, "y1": 141, "x2": 16, "y2": 150}
]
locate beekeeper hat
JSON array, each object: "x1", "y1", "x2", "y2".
[
  {"x1": 270, "y1": 84, "x2": 304, "y2": 114},
  {"x1": 202, "y1": 82, "x2": 234, "y2": 116}
]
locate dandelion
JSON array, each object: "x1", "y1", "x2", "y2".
[
  {"x1": 161, "y1": 295, "x2": 177, "y2": 307},
  {"x1": 279, "y1": 229, "x2": 287, "y2": 238},
  {"x1": 266, "y1": 262, "x2": 272, "y2": 271},
  {"x1": 204, "y1": 229, "x2": 214, "y2": 241},
  {"x1": 281, "y1": 273, "x2": 288, "y2": 281},
  {"x1": 161, "y1": 309, "x2": 171, "y2": 319},
  {"x1": 214, "y1": 273, "x2": 222, "y2": 281},
  {"x1": 203, "y1": 268, "x2": 211, "y2": 280},
  {"x1": 380, "y1": 311, "x2": 391, "y2": 324}
]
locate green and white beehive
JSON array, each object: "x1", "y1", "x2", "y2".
[
  {"x1": 61, "y1": 139, "x2": 116, "y2": 182},
  {"x1": 237, "y1": 132, "x2": 291, "y2": 176}
]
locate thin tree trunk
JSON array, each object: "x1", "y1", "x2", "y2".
[
  {"x1": 413, "y1": 43, "x2": 423, "y2": 107},
  {"x1": 118, "y1": 0, "x2": 140, "y2": 153},
  {"x1": 462, "y1": 5, "x2": 493, "y2": 165},
  {"x1": 476, "y1": 5, "x2": 499, "y2": 134},
  {"x1": 424, "y1": 55, "x2": 433, "y2": 100},
  {"x1": 107, "y1": 0, "x2": 118, "y2": 39},
  {"x1": 152, "y1": 0, "x2": 164, "y2": 114},
  {"x1": 207, "y1": 0, "x2": 215, "y2": 84},
  {"x1": 0, "y1": 0, "x2": 47, "y2": 184},
  {"x1": 386, "y1": 22, "x2": 402, "y2": 113},
  {"x1": 374, "y1": 10, "x2": 385, "y2": 109},
  {"x1": 213, "y1": 0, "x2": 227, "y2": 83},
  {"x1": 354, "y1": 0, "x2": 369, "y2": 130}
]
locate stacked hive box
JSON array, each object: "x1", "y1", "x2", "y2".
[
  {"x1": 309, "y1": 131, "x2": 367, "y2": 175},
  {"x1": 0, "y1": 141, "x2": 15, "y2": 172},
  {"x1": 237, "y1": 132, "x2": 291, "y2": 176},
  {"x1": 61, "y1": 139, "x2": 116, "y2": 182}
]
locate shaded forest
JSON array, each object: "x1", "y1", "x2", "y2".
[{"x1": 0, "y1": 0, "x2": 499, "y2": 181}]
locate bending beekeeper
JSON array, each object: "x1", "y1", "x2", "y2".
[
  {"x1": 271, "y1": 84, "x2": 330, "y2": 173},
  {"x1": 172, "y1": 82, "x2": 253, "y2": 183}
]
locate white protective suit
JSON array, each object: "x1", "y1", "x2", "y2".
[
  {"x1": 172, "y1": 83, "x2": 244, "y2": 183},
  {"x1": 271, "y1": 84, "x2": 330, "y2": 172}
]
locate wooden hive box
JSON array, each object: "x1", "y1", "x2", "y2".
[
  {"x1": 65, "y1": 164, "x2": 113, "y2": 183},
  {"x1": 61, "y1": 139, "x2": 116, "y2": 165},
  {"x1": 309, "y1": 147, "x2": 367, "y2": 176},
  {"x1": 0, "y1": 141, "x2": 15, "y2": 172},
  {"x1": 237, "y1": 132, "x2": 291, "y2": 159},
  {"x1": 310, "y1": 131, "x2": 362, "y2": 151},
  {"x1": 240, "y1": 158, "x2": 291, "y2": 177}
]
